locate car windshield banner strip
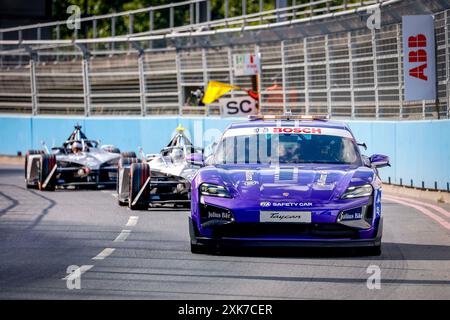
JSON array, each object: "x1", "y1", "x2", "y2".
[{"x1": 223, "y1": 127, "x2": 353, "y2": 139}]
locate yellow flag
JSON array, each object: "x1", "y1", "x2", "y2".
[{"x1": 202, "y1": 81, "x2": 240, "y2": 104}]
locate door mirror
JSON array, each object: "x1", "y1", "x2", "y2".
[{"x1": 369, "y1": 154, "x2": 390, "y2": 168}]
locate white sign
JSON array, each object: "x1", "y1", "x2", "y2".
[
  {"x1": 402, "y1": 15, "x2": 436, "y2": 101},
  {"x1": 233, "y1": 53, "x2": 260, "y2": 76},
  {"x1": 220, "y1": 97, "x2": 258, "y2": 117}
]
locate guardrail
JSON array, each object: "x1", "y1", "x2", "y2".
[{"x1": 1, "y1": 115, "x2": 449, "y2": 191}]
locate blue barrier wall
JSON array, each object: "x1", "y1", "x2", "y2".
[{"x1": 1, "y1": 115, "x2": 449, "y2": 191}]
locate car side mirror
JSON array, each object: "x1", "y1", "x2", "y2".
[
  {"x1": 369, "y1": 154, "x2": 390, "y2": 168},
  {"x1": 357, "y1": 142, "x2": 367, "y2": 150}
]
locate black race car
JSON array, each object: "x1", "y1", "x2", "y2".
[{"x1": 25, "y1": 125, "x2": 130, "y2": 191}]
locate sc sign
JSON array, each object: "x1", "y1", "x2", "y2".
[{"x1": 220, "y1": 97, "x2": 257, "y2": 117}]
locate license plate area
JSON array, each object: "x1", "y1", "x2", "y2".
[{"x1": 260, "y1": 211, "x2": 312, "y2": 223}]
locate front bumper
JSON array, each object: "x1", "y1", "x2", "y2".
[{"x1": 189, "y1": 216, "x2": 383, "y2": 249}]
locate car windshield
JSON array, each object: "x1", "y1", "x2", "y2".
[{"x1": 214, "y1": 129, "x2": 361, "y2": 165}]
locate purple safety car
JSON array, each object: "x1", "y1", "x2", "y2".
[{"x1": 189, "y1": 115, "x2": 390, "y2": 255}]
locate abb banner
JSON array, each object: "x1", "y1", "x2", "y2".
[{"x1": 402, "y1": 15, "x2": 436, "y2": 101}]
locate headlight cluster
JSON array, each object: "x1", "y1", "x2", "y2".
[
  {"x1": 200, "y1": 183, "x2": 231, "y2": 198},
  {"x1": 341, "y1": 184, "x2": 373, "y2": 199}
]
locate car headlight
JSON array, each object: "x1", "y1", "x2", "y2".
[
  {"x1": 200, "y1": 183, "x2": 231, "y2": 198},
  {"x1": 341, "y1": 184, "x2": 373, "y2": 199}
]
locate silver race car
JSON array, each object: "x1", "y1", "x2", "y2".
[
  {"x1": 25, "y1": 125, "x2": 129, "y2": 191},
  {"x1": 117, "y1": 126, "x2": 204, "y2": 210}
]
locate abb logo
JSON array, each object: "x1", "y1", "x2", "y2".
[
  {"x1": 273, "y1": 127, "x2": 322, "y2": 134},
  {"x1": 408, "y1": 34, "x2": 428, "y2": 81}
]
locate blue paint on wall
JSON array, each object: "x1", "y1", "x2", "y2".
[{"x1": 0, "y1": 115, "x2": 449, "y2": 191}]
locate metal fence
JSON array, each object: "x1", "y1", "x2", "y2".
[{"x1": 0, "y1": 0, "x2": 449, "y2": 119}]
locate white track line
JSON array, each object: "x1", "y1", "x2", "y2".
[
  {"x1": 114, "y1": 230, "x2": 131, "y2": 242},
  {"x1": 384, "y1": 196, "x2": 450, "y2": 231},
  {"x1": 92, "y1": 248, "x2": 116, "y2": 260},
  {"x1": 61, "y1": 265, "x2": 94, "y2": 280},
  {"x1": 126, "y1": 216, "x2": 139, "y2": 227},
  {"x1": 385, "y1": 194, "x2": 450, "y2": 219}
]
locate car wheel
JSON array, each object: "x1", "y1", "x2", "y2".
[
  {"x1": 190, "y1": 243, "x2": 210, "y2": 254},
  {"x1": 25, "y1": 149, "x2": 43, "y2": 187},
  {"x1": 38, "y1": 154, "x2": 56, "y2": 191},
  {"x1": 129, "y1": 163, "x2": 150, "y2": 210},
  {"x1": 117, "y1": 198, "x2": 128, "y2": 206},
  {"x1": 361, "y1": 245, "x2": 382, "y2": 256},
  {"x1": 121, "y1": 151, "x2": 137, "y2": 158}
]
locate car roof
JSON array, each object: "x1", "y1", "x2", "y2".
[{"x1": 228, "y1": 119, "x2": 350, "y2": 131}]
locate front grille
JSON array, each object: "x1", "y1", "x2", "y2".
[{"x1": 212, "y1": 223, "x2": 359, "y2": 239}]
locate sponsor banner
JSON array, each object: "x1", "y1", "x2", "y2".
[
  {"x1": 220, "y1": 97, "x2": 258, "y2": 117},
  {"x1": 260, "y1": 211, "x2": 312, "y2": 223},
  {"x1": 233, "y1": 53, "x2": 260, "y2": 76},
  {"x1": 223, "y1": 126, "x2": 353, "y2": 138},
  {"x1": 402, "y1": 15, "x2": 436, "y2": 101},
  {"x1": 260, "y1": 201, "x2": 313, "y2": 208}
]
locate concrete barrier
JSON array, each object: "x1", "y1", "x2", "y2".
[{"x1": 0, "y1": 115, "x2": 449, "y2": 191}]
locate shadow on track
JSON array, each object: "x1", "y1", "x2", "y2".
[
  {"x1": 0, "y1": 183, "x2": 56, "y2": 230},
  {"x1": 0, "y1": 191, "x2": 19, "y2": 217},
  {"x1": 202, "y1": 242, "x2": 450, "y2": 261}
]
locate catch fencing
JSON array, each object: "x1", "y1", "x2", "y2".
[{"x1": 0, "y1": 0, "x2": 449, "y2": 119}]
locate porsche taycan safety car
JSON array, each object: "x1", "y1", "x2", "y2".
[
  {"x1": 25, "y1": 125, "x2": 126, "y2": 190},
  {"x1": 117, "y1": 126, "x2": 205, "y2": 210},
  {"x1": 189, "y1": 115, "x2": 390, "y2": 255}
]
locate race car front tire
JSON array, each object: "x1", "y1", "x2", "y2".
[
  {"x1": 121, "y1": 151, "x2": 137, "y2": 158},
  {"x1": 117, "y1": 157, "x2": 141, "y2": 191},
  {"x1": 129, "y1": 163, "x2": 150, "y2": 210},
  {"x1": 25, "y1": 149, "x2": 44, "y2": 186},
  {"x1": 190, "y1": 242, "x2": 211, "y2": 254},
  {"x1": 38, "y1": 154, "x2": 56, "y2": 191}
]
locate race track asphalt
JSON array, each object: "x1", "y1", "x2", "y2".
[{"x1": 0, "y1": 165, "x2": 449, "y2": 299}]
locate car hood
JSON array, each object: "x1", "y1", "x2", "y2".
[
  {"x1": 56, "y1": 148, "x2": 120, "y2": 169},
  {"x1": 209, "y1": 164, "x2": 375, "y2": 202}
]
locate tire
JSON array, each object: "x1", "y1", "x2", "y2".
[
  {"x1": 117, "y1": 198, "x2": 128, "y2": 206},
  {"x1": 129, "y1": 163, "x2": 150, "y2": 210},
  {"x1": 118, "y1": 156, "x2": 141, "y2": 168},
  {"x1": 190, "y1": 243, "x2": 209, "y2": 254},
  {"x1": 117, "y1": 157, "x2": 142, "y2": 193},
  {"x1": 38, "y1": 154, "x2": 56, "y2": 191},
  {"x1": 121, "y1": 151, "x2": 137, "y2": 158},
  {"x1": 360, "y1": 245, "x2": 382, "y2": 256},
  {"x1": 367, "y1": 245, "x2": 382, "y2": 256},
  {"x1": 105, "y1": 147, "x2": 121, "y2": 154},
  {"x1": 25, "y1": 149, "x2": 44, "y2": 180}
]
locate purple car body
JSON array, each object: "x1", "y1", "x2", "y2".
[{"x1": 189, "y1": 117, "x2": 390, "y2": 254}]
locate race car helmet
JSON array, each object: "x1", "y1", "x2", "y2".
[
  {"x1": 71, "y1": 141, "x2": 83, "y2": 153},
  {"x1": 170, "y1": 148, "x2": 183, "y2": 161}
]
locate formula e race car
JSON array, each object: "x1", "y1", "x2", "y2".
[
  {"x1": 25, "y1": 125, "x2": 126, "y2": 190},
  {"x1": 117, "y1": 126, "x2": 205, "y2": 210},
  {"x1": 189, "y1": 115, "x2": 390, "y2": 255}
]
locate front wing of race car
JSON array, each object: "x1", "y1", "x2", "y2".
[{"x1": 54, "y1": 164, "x2": 118, "y2": 187}]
